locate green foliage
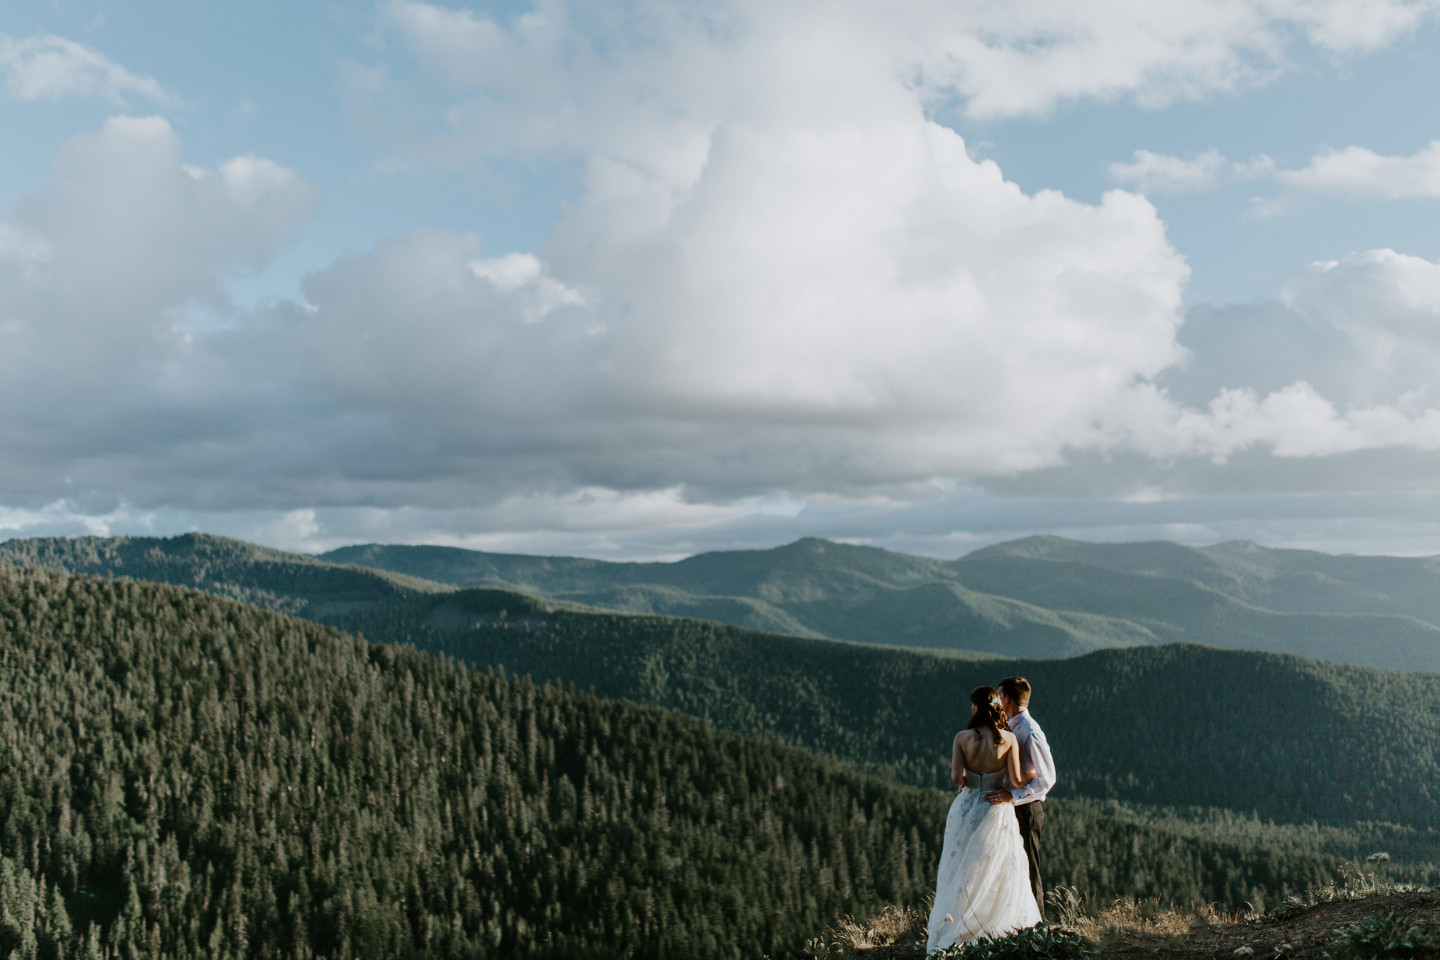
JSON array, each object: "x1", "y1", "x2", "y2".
[
  {"x1": 929, "y1": 924, "x2": 1090, "y2": 960},
  {"x1": 1324, "y1": 910, "x2": 1438, "y2": 960}
]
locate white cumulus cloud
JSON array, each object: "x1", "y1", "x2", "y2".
[
  {"x1": 1126, "y1": 250, "x2": 1440, "y2": 468},
  {"x1": 1279, "y1": 141, "x2": 1440, "y2": 198}
]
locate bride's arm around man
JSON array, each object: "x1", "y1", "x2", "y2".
[{"x1": 984, "y1": 677, "x2": 1056, "y2": 920}]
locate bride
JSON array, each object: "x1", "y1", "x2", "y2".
[{"x1": 925, "y1": 686, "x2": 1042, "y2": 953}]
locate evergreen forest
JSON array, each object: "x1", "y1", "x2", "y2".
[
  {"x1": 335, "y1": 590, "x2": 1440, "y2": 833},
  {"x1": 0, "y1": 566, "x2": 1399, "y2": 959}
]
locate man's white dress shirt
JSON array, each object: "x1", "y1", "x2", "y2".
[{"x1": 1007, "y1": 709, "x2": 1055, "y2": 805}]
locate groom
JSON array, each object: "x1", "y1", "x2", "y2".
[{"x1": 984, "y1": 676, "x2": 1055, "y2": 919}]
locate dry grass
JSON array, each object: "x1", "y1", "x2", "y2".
[
  {"x1": 810, "y1": 898, "x2": 933, "y2": 958},
  {"x1": 1045, "y1": 886, "x2": 1237, "y2": 941},
  {"x1": 1266, "y1": 861, "x2": 1424, "y2": 922}
]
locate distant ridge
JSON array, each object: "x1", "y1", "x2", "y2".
[
  {"x1": 0, "y1": 531, "x2": 445, "y2": 617},
  {"x1": 321, "y1": 536, "x2": 1156, "y2": 659},
  {"x1": 321, "y1": 535, "x2": 1440, "y2": 672},
  {"x1": 7, "y1": 532, "x2": 1440, "y2": 669},
  {"x1": 967, "y1": 534, "x2": 1440, "y2": 621}
]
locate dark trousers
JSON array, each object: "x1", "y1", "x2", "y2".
[{"x1": 1015, "y1": 800, "x2": 1045, "y2": 919}]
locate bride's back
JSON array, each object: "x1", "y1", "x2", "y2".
[{"x1": 959, "y1": 727, "x2": 1013, "y2": 774}]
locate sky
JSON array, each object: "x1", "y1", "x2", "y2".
[{"x1": 4, "y1": 0, "x2": 1440, "y2": 561}]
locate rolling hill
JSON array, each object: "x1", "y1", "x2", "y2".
[
  {"x1": 322, "y1": 536, "x2": 1440, "y2": 671},
  {"x1": 323, "y1": 538, "x2": 1162, "y2": 658},
  {"x1": 966, "y1": 535, "x2": 1440, "y2": 622},
  {"x1": 14, "y1": 533, "x2": 1436, "y2": 671},
  {"x1": 0, "y1": 531, "x2": 444, "y2": 615}
]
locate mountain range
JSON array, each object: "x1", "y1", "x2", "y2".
[
  {"x1": 321, "y1": 535, "x2": 1440, "y2": 672},
  {"x1": 8, "y1": 532, "x2": 1436, "y2": 671},
  {"x1": 3, "y1": 533, "x2": 1438, "y2": 837}
]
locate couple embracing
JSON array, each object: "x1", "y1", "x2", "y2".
[{"x1": 925, "y1": 677, "x2": 1055, "y2": 954}]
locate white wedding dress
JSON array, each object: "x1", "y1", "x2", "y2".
[{"x1": 925, "y1": 769, "x2": 1041, "y2": 954}]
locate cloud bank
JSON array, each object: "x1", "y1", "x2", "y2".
[{"x1": 7, "y1": 4, "x2": 1440, "y2": 555}]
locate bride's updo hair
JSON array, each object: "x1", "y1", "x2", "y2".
[{"x1": 966, "y1": 685, "x2": 1008, "y2": 744}]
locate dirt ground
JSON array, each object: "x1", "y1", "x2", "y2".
[{"x1": 1094, "y1": 890, "x2": 1440, "y2": 960}]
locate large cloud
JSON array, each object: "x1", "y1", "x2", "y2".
[
  {"x1": 298, "y1": 0, "x2": 1201, "y2": 499},
  {"x1": 277, "y1": 143, "x2": 1186, "y2": 497}
]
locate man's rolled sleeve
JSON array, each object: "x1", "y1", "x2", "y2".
[{"x1": 1011, "y1": 721, "x2": 1055, "y2": 805}]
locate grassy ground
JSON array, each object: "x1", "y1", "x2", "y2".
[{"x1": 814, "y1": 871, "x2": 1439, "y2": 960}]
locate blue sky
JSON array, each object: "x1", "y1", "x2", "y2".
[{"x1": 5, "y1": 0, "x2": 1440, "y2": 559}]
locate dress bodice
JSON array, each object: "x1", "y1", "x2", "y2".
[{"x1": 963, "y1": 769, "x2": 1008, "y2": 791}]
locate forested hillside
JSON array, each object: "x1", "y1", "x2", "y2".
[
  {"x1": 0, "y1": 568, "x2": 1361, "y2": 959},
  {"x1": 326, "y1": 587, "x2": 1440, "y2": 833},
  {"x1": 4, "y1": 535, "x2": 1439, "y2": 835},
  {"x1": 945, "y1": 552, "x2": 1440, "y2": 672},
  {"x1": 0, "y1": 566, "x2": 935, "y2": 958}
]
